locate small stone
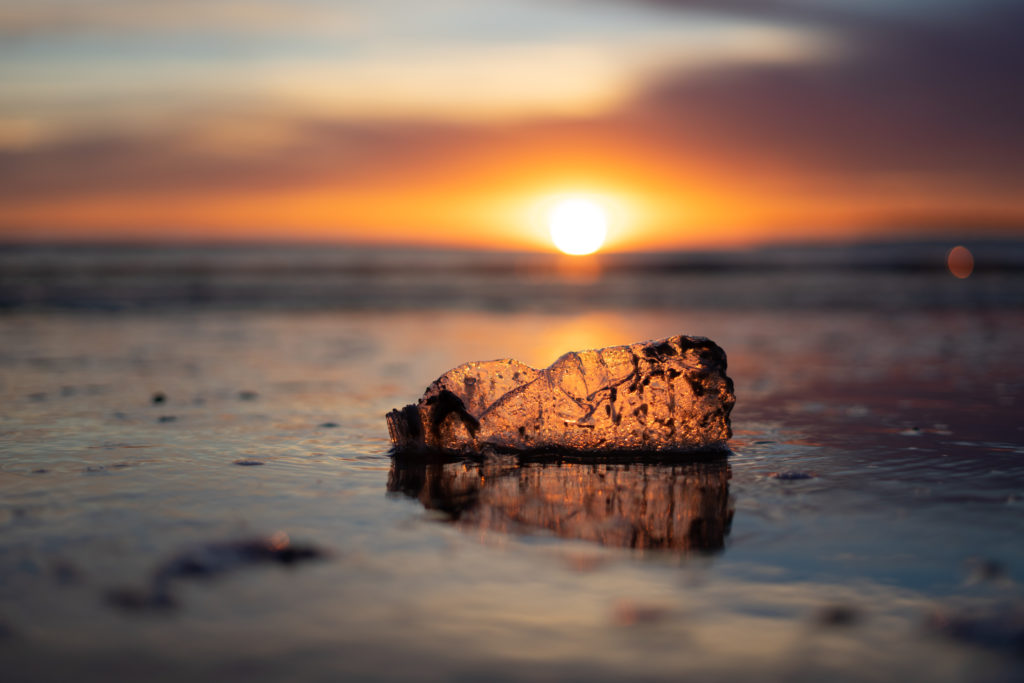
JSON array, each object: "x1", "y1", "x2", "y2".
[
  {"x1": 106, "y1": 533, "x2": 326, "y2": 612},
  {"x1": 51, "y1": 560, "x2": 83, "y2": 585},
  {"x1": 0, "y1": 619, "x2": 18, "y2": 640},
  {"x1": 928, "y1": 604, "x2": 1024, "y2": 653},
  {"x1": 233, "y1": 459, "x2": 264, "y2": 466},
  {"x1": 106, "y1": 587, "x2": 176, "y2": 611},
  {"x1": 151, "y1": 392, "x2": 166, "y2": 404},
  {"x1": 767, "y1": 471, "x2": 815, "y2": 481},
  {"x1": 613, "y1": 599, "x2": 671, "y2": 626},
  {"x1": 815, "y1": 604, "x2": 860, "y2": 626},
  {"x1": 386, "y1": 335, "x2": 734, "y2": 454},
  {"x1": 964, "y1": 557, "x2": 1010, "y2": 586}
]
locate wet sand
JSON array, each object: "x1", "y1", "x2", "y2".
[{"x1": 2, "y1": 260, "x2": 1024, "y2": 681}]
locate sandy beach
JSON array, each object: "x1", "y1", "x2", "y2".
[{"x1": 2, "y1": 247, "x2": 1022, "y2": 681}]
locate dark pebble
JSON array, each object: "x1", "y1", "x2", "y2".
[
  {"x1": 32, "y1": 468, "x2": 49, "y2": 474},
  {"x1": 106, "y1": 587, "x2": 176, "y2": 612},
  {"x1": 815, "y1": 604, "x2": 860, "y2": 626},
  {"x1": 237, "y1": 390, "x2": 259, "y2": 401},
  {"x1": 157, "y1": 415, "x2": 177, "y2": 423},
  {"x1": 28, "y1": 392, "x2": 47, "y2": 402},
  {"x1": 233, "y1": 459, "x2": 264, "y2": 466},
  {"x1": 151, "y1": 392, "x2": 166, "y2": 404},
  {"x1": 84, "y1": 465, "x2": 106, "y2": 473},
  {"x1": 965, "y1": 557, "x2": 1008, "y2": 585},
  {"x1": 613, "y1": 600, "x2": 671, "y2": 626},
  {"x1": 319, "y1": 422, "x2": 340, "y2": 428},
  {"x1": 160, "y1": 536, "x2": 327, "y2": 578},
  {"x1": 52, "y1": 560, "x2": 83, "y2": 585},
  {"x1": 767, "y1": 471, "x2": 815, "y2": 480},
  {"x1": 928, "y1": 605, "x2": 1024, "y2": 653},
  {"x1": 107, "y1": 534, "x2": 327, "y2": 613}
]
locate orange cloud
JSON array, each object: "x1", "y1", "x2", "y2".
[{"x1": 2, "y1": 2, "x2": 1023, "y2": 250}]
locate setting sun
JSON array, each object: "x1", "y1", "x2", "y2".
[{"x1": 547, "y1": 197, "x2": 608, "y2": 255}]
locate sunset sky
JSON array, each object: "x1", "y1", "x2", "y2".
[{"x1": 1, "y1": 0, "x2": 1022, "y2": 251}]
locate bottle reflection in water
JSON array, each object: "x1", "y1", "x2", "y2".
[{"x1": 388, "y1": 455, "x2": 733, "y2": 552}]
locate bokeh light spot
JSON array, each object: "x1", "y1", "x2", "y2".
[{"x1": 947, "y1": 245, "x2": 974, "y2": 279}]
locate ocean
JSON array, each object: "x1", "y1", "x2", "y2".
[{"x1": 1, "y1": 242, "x2": 1023, "y2": 682}]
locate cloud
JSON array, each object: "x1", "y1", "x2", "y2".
[
  {"x1": 613, "y1": 0, "x2": 960, "y2": 24},
  {"x1": 614, "y1": 0, "x2": 1024, "y2": 183},
  {"x1": 0, "y1": 5, "x2": 838, "y2": 138},
  {"x1": 0, "y1": 0, "x2": 1021, "y2": 241},
  {"x1": 0, "y1": 117, "x2": 525, "y2": 205},
  {"x1": 0, "y1": 1, "x2": 354, "y2": 37}
]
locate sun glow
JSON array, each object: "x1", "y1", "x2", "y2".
[{"x1": 547, "y1": 197, "x2": 608, "y2": 255}]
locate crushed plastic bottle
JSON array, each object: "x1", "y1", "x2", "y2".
[{"x1": 386, "y1": 335, "x2": 735, "y2": 454}]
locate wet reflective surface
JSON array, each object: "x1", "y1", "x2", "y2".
[{"x1": 2, "y1": 262, "x2": 1024, "y2": 682}]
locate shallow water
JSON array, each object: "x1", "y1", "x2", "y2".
[{"x1": 2, "y1": 278, "x2": 1024, "y2": 680}]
